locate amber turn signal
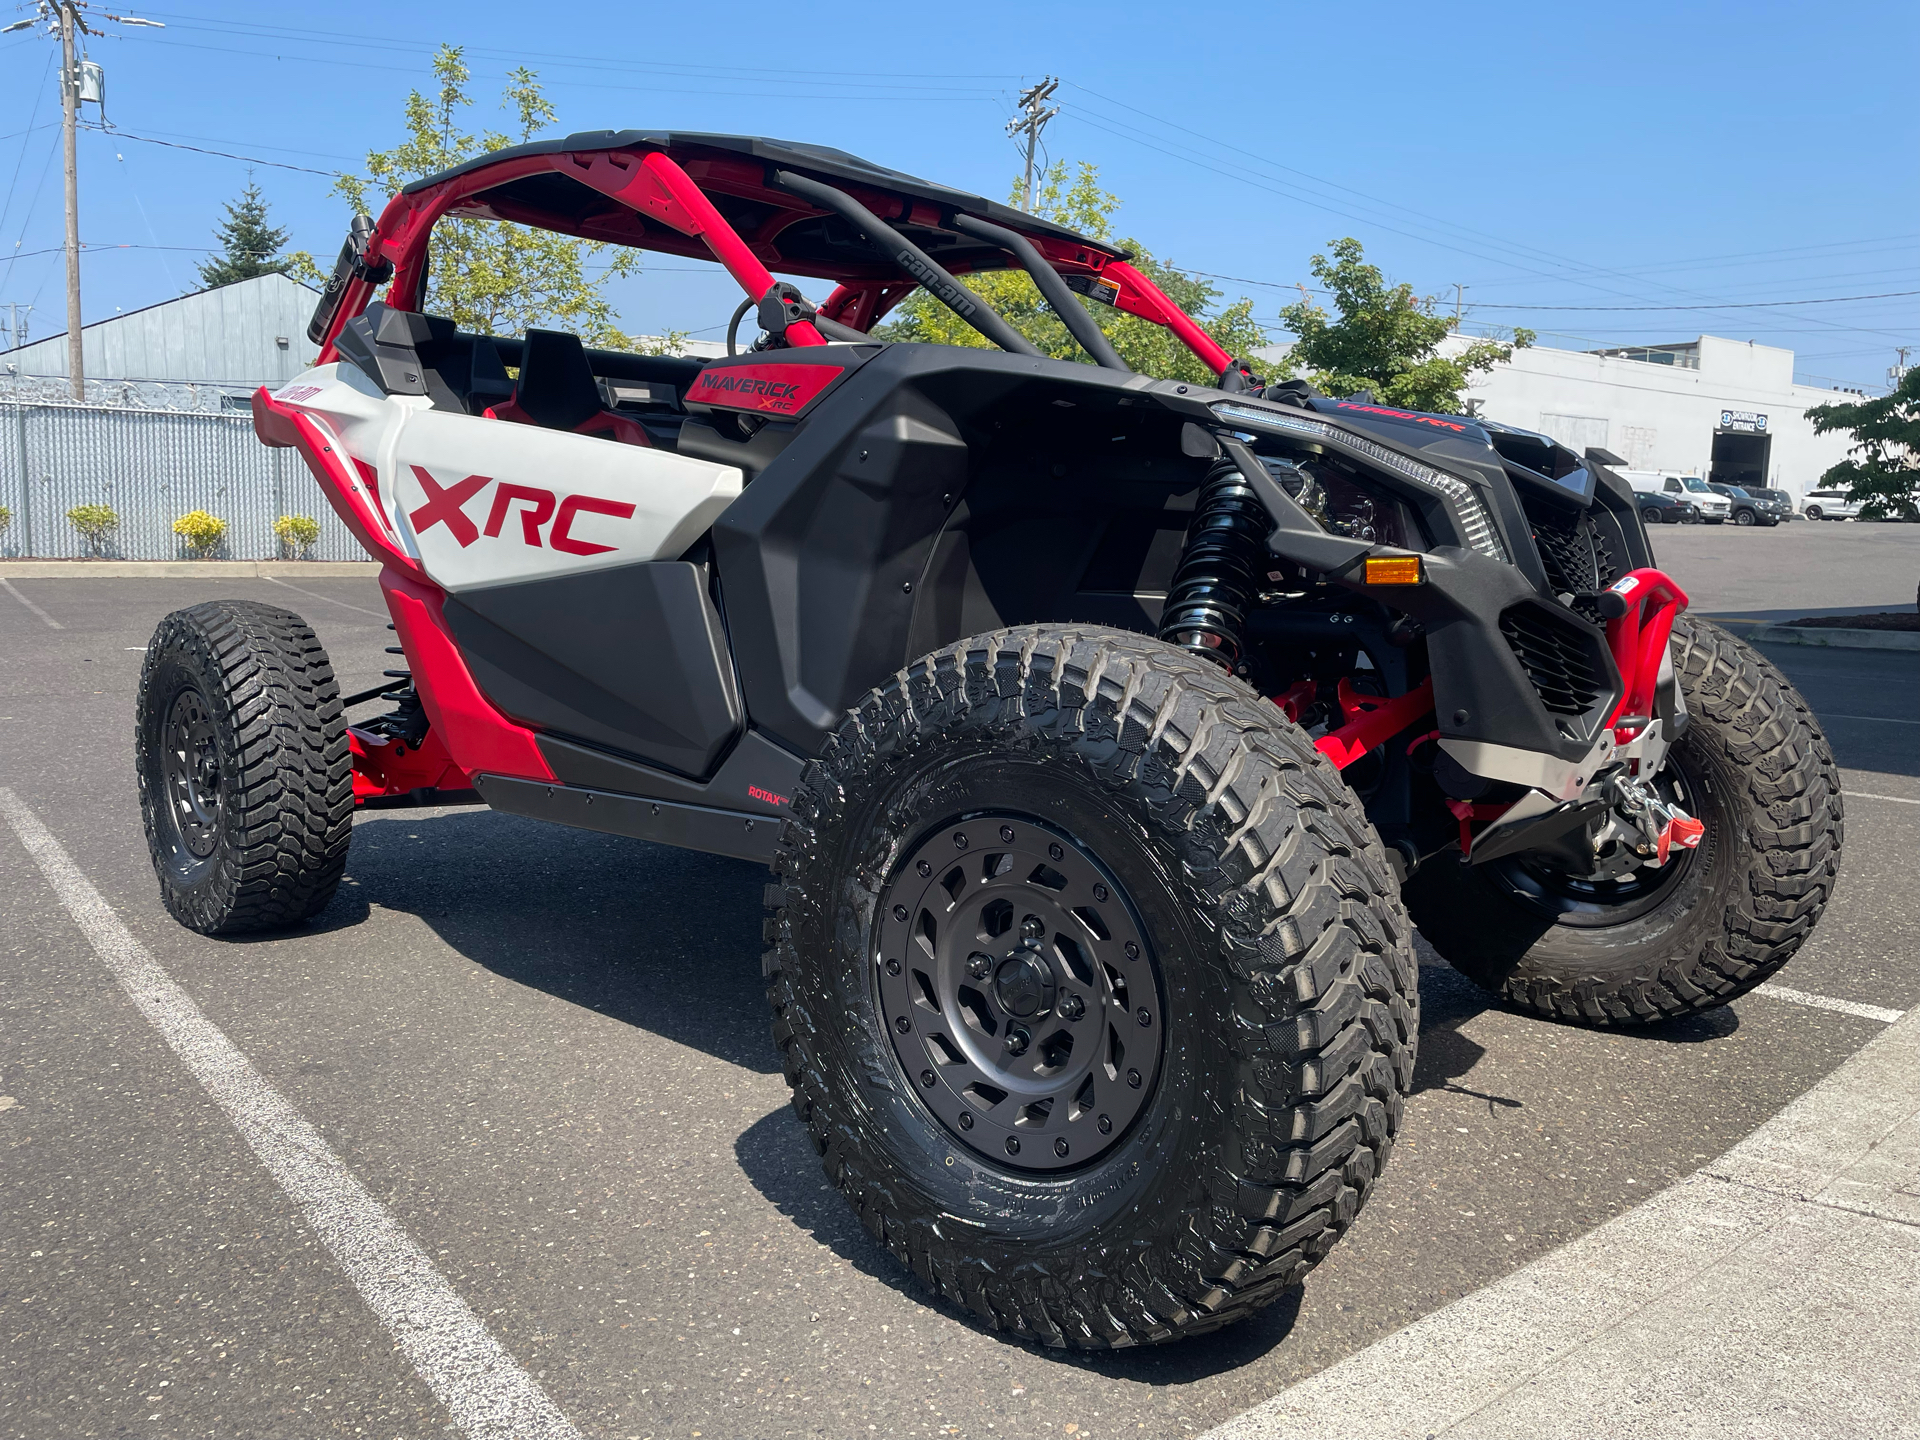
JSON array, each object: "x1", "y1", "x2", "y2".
[{"x1": 1364, "y1": 556, "x2": 1422, "y2": 585}]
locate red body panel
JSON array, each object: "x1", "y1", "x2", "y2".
[
  {"x1": 349, "y1": 725, "x2": 465, "y2": 801},
  {"x1": 686, "y1": 363, "x2": 844, "y2": 417},
  {"x1": 1602, "y1": 568, "x2": 1690, "y2": 739},
  {"x1": 380, "y1": 569, "x2": 556, "y2": 784},
  {"x1": 251, "y1": 387, "x2": 422, "y2": 577}
]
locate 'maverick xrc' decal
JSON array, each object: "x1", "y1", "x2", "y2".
[{"x1": 687, "y1": 363, "x2": 843, "y2": 416}]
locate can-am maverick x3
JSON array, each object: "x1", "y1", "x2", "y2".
[{"x1": 135, "y1": 131, "x2": 1842, "y2": 1348}]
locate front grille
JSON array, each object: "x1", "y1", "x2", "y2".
[
  {"x1": 1530, "y1": 509, "x2": 1619, "y2": 620},
  {"x1": 1500, "y1": 603, "x2": 1612, "y2": 718}
]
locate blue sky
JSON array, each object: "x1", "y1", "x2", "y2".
[{"x1": 1, "y1": 0, "x2": 1914, "y2": 392}]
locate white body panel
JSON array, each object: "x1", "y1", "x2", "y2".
[{"x1": 270, "y1": 364, "x2": 743, "y2": 591}]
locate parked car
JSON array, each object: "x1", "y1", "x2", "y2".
[
  {"x1": 1802, "y1": 489, "x2": 1863, "y2": 520},
  {"x1": 129, "y1": 129, "x2": 1842, "y2": 1349},
  {"x1": 1709, "y1": 483, "x2": 1785, "y2": 527},
  {"x1": 1620, "y1": 469, "x2": 1731, "y2": 523},
  {"x1": 1637, "y1": 490, "x2": 1700, "y2": 524},
  {"x1": 1748, "y1": 487, "x2": 1798, "y2": 521}
]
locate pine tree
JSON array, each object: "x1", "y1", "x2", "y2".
[{"x1": 197, "y1": 183, "x2": 295, "y2": 289}]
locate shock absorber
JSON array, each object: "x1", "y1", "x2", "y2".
[{"x1": 1157, "y1": 454, "x2": 1271, "y2": 670}]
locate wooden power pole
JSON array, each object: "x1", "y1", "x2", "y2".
[
  {"x1": 0, "y1": 2, "x2": 165, "y2": 400},
  {"x1": 1006, "y1": 78, "x2": 1060, "y2": 212},
  {"x1": 58, "y1": 0, "x2": 82, "y2": 400}
]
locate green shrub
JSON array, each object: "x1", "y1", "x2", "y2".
[
  {"x1": 273, "y1": 513, "x2": 322, "y2": 560},
  {"x1": 66, "y1": 503, "x2": 119, "y2": 558},
  {"x1": 0, "y1": 504, "x2": 12, "y2": 539},
  {"x1": 172, "y1": 509, "x2": 228, "y2": 559}
]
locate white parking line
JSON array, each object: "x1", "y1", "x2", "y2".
[
  {"x1": 1, "y1": 577, "x2": 64, "y2": 629},
  {"x1": 261, "y1": 573, "x2": 390, "y2": 621},
  {"x1": 1752, "y1": 983, "x2": 1906, "y2": 1025},
  {"x1": 0, "y1": 789, "x2": 582, "y2": 1440},
  {"x1": 1851, "y1": 791, "x2": 1920, "y2": 806}
]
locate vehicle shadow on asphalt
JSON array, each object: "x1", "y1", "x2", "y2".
[
  {"x1": 731, "y1": 1104, "x2": 1312, "y2": 1380},
  {"x1": 325, "y1": 809, "x2": 780, "y2": 1074}
]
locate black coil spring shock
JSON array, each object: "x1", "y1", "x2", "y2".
[{"x1": 1157, "y1": 454, "x2": 1271, "y2": 670}]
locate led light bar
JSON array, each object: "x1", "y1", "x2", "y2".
[{"x1": 1211, "y1": 402, "x2": 1509, "y2": 561}]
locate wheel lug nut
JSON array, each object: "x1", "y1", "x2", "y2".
[
  {"x1": 1006, "y1": 1025, "x2": 1030, "y2": 1056},
  {"x1": 1137, "y1": 1007, "x2": 1152, "y2": 1027},
  {"x1": 1059, "y1": 993, "x2": 1084, "y2": 1020},
  {"x1": 953, "y1": 831, "x2": 969, "y2": 849},
  {"x1": 1005, "y1": 1136, "x2": 1021, "y2": 1156},
  {"x1": 999, "y1": 825, "x2": 1015, "y2": 843},
  {"x1": 1127, "y1": 1068, "x2": 1142, "y2": 1088},
  {"x1": 959, "y1": 1112, "x2": 974, "y2": 1130},
  {"x1": 1124, "y1": 941, "x2": 1139, "y2": 960},
  {"x1": 920, "y1": 1069, "x2": 936, "y2": 1087},
  {"x1": 1020, "y1": 916, "x2": 1045, "y2": 941},
  {"x1": 1097, "y1": 1114, "x2": 1112, "y2": 1134},
  {"x1": 1048, "y1": 842, "x2": 1063, "y2": 861},
  {"x1": 894, "y1": 1016, "x2": 911, "y2": 1034},
  {"x1": 892, "y1": 904, "x2": 909, "y2": 922},
  {"x1": 1054, "y1": 1138, "x2": 1069, "y2": 1157},
  {"x1": 916, "y1": 860, "x2": 932, "y2": 877},
  {"x1": 1093, "y1": 884, "x2": 1109, "y2": 902},
  {"x1": 967, "y1": 952, "x2": 992, "y2": 980},
  {"x1": 885, "y1": 958, "x2": 901, "y2": 976}
]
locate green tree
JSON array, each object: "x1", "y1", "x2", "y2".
[
  {"x1": 1277, "y1": 238, "x2": 1533, "y2": 413},
  {"x1": 335, "y1": 45, "x2": 639, "y2": 348},
  {"x1": 1805, "y1": 367, "x2": 1920, "y2": 521},
  {"x1": 197, "y1": 182, "x2": 316, "y2": 289},
  {"x1": 874, "y1": 162, "x2": 1269, "y2": 384}
]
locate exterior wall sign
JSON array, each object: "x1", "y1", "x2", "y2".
[{"x1": 1719, "y1": 409, "x2": 1768, "y2": 432}]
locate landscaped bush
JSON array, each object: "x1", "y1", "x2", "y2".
[
  {"x1": 66, "y1": 503, "x2": 119, "y2": 558},
  {"x1": 172, "y1": 509, "x2": 228, "y2": 560},
  {"x1": 273, "y1": 513, "x2": 322, "y2": 560},
  {"x1": 0, "y1": 505, "x2": 11, "y2": 541}
]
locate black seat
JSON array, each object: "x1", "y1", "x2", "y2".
[{"x1": 512, "y1": 329, "x2": 606, "y2": 431}]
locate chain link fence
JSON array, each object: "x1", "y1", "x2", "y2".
[{"x1": 0, "y1": 398, "x2": 364, "y2": 561}]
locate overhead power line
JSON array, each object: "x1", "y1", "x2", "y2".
[
  {"x1": 82, "y1": 124, "x2": 346, "y2": 176},
  {"x1": 1460, "y1": 289, "x2": 1920, "y2": 312}
]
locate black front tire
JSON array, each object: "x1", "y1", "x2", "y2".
[
  {"x1": 1733, "y1": 509, "x2": 1756, "y2": 526},
  {"x1": 1404, "y1": 617, "x2": 1842, "y2": 1024},
  {"x1": 136, "y1": 601, "x2": 353, "y2": 934},
  {"x1": 766, "y1": 626, "x2": 1418, "y2": 1346}
]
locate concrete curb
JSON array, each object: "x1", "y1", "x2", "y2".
[
  {"x1": 0, "y1": 560, "x2": 379, "y2": 579},
  {"x1": 1203, "y1": 999, "x2": 1920, "y2": 1439},
  {"x1": 1747, "y1": 623, "x2": 1920, "y2": 651}
]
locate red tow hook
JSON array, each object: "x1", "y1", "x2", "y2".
[
  {"x1": 1599, "y1": 568, "x2": 1691, "y2": 743},
  {"x1": 1657, "y1": 815, "x2": 1706, "y2": 865}
]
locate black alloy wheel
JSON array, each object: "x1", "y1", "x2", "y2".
[
  {"x1": 875, "y1": 813, "x2": 1161, "y2": 1172},
  {"x1": 1733, "y1": 508, "x2": 1756, "y2": 526},
  {"x1": 158, "y1": 688, "x2": 224, "y2": 871}
]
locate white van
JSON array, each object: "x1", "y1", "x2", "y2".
[
  {"x1": 1800, "y1": 489, "x2": 1862, "y2": 520},
  {"x1": 1618, "y1": 470, "x2": 1731, "y2": 524}
]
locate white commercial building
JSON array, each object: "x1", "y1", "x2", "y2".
[{"x1": 1460, "y1": 334, "x2": 1862, "y2": 501}]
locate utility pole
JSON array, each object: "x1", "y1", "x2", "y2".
[
  {"x1": 58, "y1": 1, "x2": 82, "y2": 399},
  {"x1": 1453, "y1": 283, "x2": 1466, "y2": 329},
  {"x1": 1006, "y1": 77, "x2": 1060, "y2": 212},
  {"x1": 1, "y1": 304, "x2": 30, "y2": 351},
  {"x1": 0, "y1": 3, "x2": 165, "y2": 401}
]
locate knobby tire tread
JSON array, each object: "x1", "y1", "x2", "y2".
[{"x1": 763, "y1": 625, "x2": 1418, "y2": 1348}]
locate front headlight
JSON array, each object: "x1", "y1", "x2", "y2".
[{"x1": 1210, "y1": 402, "x2": 1509, "y2": 561}]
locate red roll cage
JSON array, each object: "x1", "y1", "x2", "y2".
[{"x1": 311, "y1": 131, "x2": 1235, "y2": 376}]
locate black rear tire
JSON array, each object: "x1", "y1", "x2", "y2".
[
  {"x1": 765, "y1": 626, "x2": 1418, "y2": 1347},
  {"x1": 136, "y1": 601, "x2": 353, "y2": 934},
  {"x1": 1403, "y1": 617, "x2": 1842, "y2": 1024}
]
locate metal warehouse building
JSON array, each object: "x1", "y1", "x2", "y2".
[
  {"x1": 1459, "y1": 334, "x2": 1863, "y2": 500},
  {"x1": 1, "y1": 272, "x2": 320, "y2": 402}
]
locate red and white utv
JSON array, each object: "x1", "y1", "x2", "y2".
[{"x1": 135, "y1": 132, "x2": 1842, "y2": 1347}]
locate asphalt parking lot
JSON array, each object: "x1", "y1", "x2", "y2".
[{"x1": 2, "y1": 523, "x2": 1916, "y2": 1439}]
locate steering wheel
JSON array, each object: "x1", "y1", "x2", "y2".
[{"x1": 725, "y1": 298, "x2": 756, "y2": 357}]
